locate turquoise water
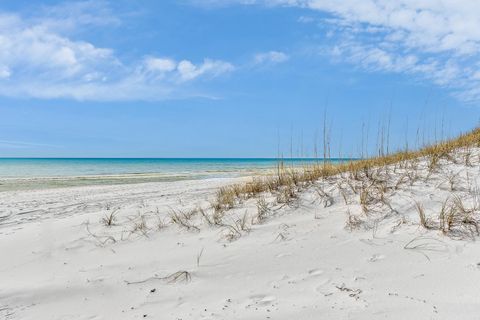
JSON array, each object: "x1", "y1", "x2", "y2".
[
  {"x1": 0, "y1": 158, "x2": 346, "y2": 178},
  {"x1": 0, "y1": 158, "x2": 347, "y2": 191}
]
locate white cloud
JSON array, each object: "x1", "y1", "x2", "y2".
[
  {"x1": 144, "y1": 57, "x2": 177, "y2": 73},
  {"x1": 34, "y1": 0, "x2": 121, "y2": 32},
  {"x1": 0, "y1": 66, "x2": 10, "y2": 79},
  {"x1": 254, "y1": 51, "x2": 289, "y2": 65},
  {"x1": 221, "y1": 0, "x2": 480, "y2": 101},
  {"x1": 140, "y1": 57, "x2": 234, "y2": 82},
  {"x1": 0, "y1": 7, "x2": 234, "y2": 101},
  {"x1": 177, "y1": 59, "x2": 235, "y2": 81},
  {"x1": 0, "y1": 139, "x2": 59, "y2": 149},
  {"x1": 297, "y1": 16, "x2": 314, "y2": 23},
  {"x1": 0, "y1": 14, "x2": 117, "y2": 81}
]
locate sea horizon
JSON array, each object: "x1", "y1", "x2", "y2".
[{"x1": 0, "y1": 157, "x2": 351, "y2": 159}]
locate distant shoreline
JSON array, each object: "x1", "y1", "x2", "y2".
[{"x1": 0, "y1": 171, "x2": 252, "y2": 192}]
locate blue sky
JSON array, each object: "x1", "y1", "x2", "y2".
[{"x1": 1, "y1": 0, "x2": 479, "y2": 157}]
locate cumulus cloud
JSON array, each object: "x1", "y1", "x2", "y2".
[
  {"x1": 0, "y1": 13, "x2": 117, "y2": 81},
  {"x1": 0, "y1": 3, "x2": 234, "y2": 101},
  {"x1": 254, "y1": 51, "x2": 289, "y2": 65},
  {"x1": 218, "y1": 0, "x2": 480, "y2": 101}
]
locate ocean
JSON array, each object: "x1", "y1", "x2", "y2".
[{"x1": 0, "y1": 158, "x2": 346, "y2": 191}]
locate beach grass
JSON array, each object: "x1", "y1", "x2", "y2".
[{"x1": 212, "y1": 127, "x2": 480, "y2": 218}]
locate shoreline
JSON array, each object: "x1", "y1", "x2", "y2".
[{"x1": 0, "y1": 170, "x2": 265, "y2": 192}]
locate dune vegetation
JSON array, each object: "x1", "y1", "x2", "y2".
[{"x1": 208, "y1": 127, "x2": 480, "y2": 240}]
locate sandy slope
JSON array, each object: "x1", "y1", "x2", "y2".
[{"x1": 2, "y1": 152, "x2": 480, "y2": 319}]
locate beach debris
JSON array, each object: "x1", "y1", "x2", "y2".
[
  {"x1": 335, "y1": 283, "x2": 362, "y2": 300},
  {"x1": 125, "y1": 270, "x2": 192, "y2": 285}
]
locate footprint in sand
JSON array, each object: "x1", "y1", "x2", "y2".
[
  {"x1": 245, "y1": 294, "x2": 277, "y2": 309},
  {"x1": 303, "y1": 269, "x2": 331, "y2": 294},
  {"x1": 307, "y1": 268, "x2": 324, "y2": 277},
  {"x1": 287, "y1": 268, "x2": 326, "y2": 283},
  {"x1": 368, "y1": 254, "x2": 386, "y2": 262},
  {"x1": 313, "y1": 276, "x2": 332, "y2": 295}
]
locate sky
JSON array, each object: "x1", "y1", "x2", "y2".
[{"x1": 1, "y1": 0, "x2": 480, "y2": 158}]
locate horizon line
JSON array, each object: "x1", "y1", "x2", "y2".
[{"x1": 0, "y1": 157, "x2": 358, "y2": 160}]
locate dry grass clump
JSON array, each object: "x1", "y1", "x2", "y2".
[
  {"x1": 211, "y1": 187, "x2": 236, "y2": 217},
  {"x1": 101, "y1": 209, "x2": 118, "y2": 227},
  {"x1": 222, "y1": 211, "x2": 251, "y2": 241},
  {"x1": 444, "y1": 172, "x2": 460, "y2": 191},
  {"x1": 407, "y1": 195, "x2": 480, "y2": 240},
  {"x1": 316, "y1": 186, "x2": 334, "y2": 208},
  {"x1": 198, "y1": 206, "x2": 215, "y2": 226},
  {"x1": 359, "y1": 184, "x2": 375, "y2": 214},
  {"x1": 439, "y1": 198, "x2": 453, "y2": 234},
  {"x1": 336, "y1": 181, "x2": 350, "y2": 205},
  {"x1": 345, "y1": 210, "x2": 363, "y2": 231},
  {"x1": 130, "y1": 213, "x2": 150, "y2": 237},
  {"x1": 438, "y1": 196, "x2": 479, "y2": 239},
  {"x1": 169, "y1": 208, "x2": 200, "y2": 232},
  {"x1": 427, "y1": 153, "x2": 441, "y2": 175},
  {"x1": 255, "y1": 197, "x2": 270, "y2": 223},
  {"x1": 414, "y1": 201, "x2": 431, "y2": 229},
  {"x1": 464, "y1": 147, "x2": 474, "y2": 167},
  {"x1": 155, "y1": 214, "x2": 168, "y2": 231},
  {"x1": 276, "y1": 184, "x2": 298, "y2": 204}
]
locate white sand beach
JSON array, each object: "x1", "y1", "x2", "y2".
[
  {"x1": 2, "y1": 149, "x2": 480, "y2": 320},
  {"x1": 3, "y1": 1, "x2": 480, "y2": 319}
]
